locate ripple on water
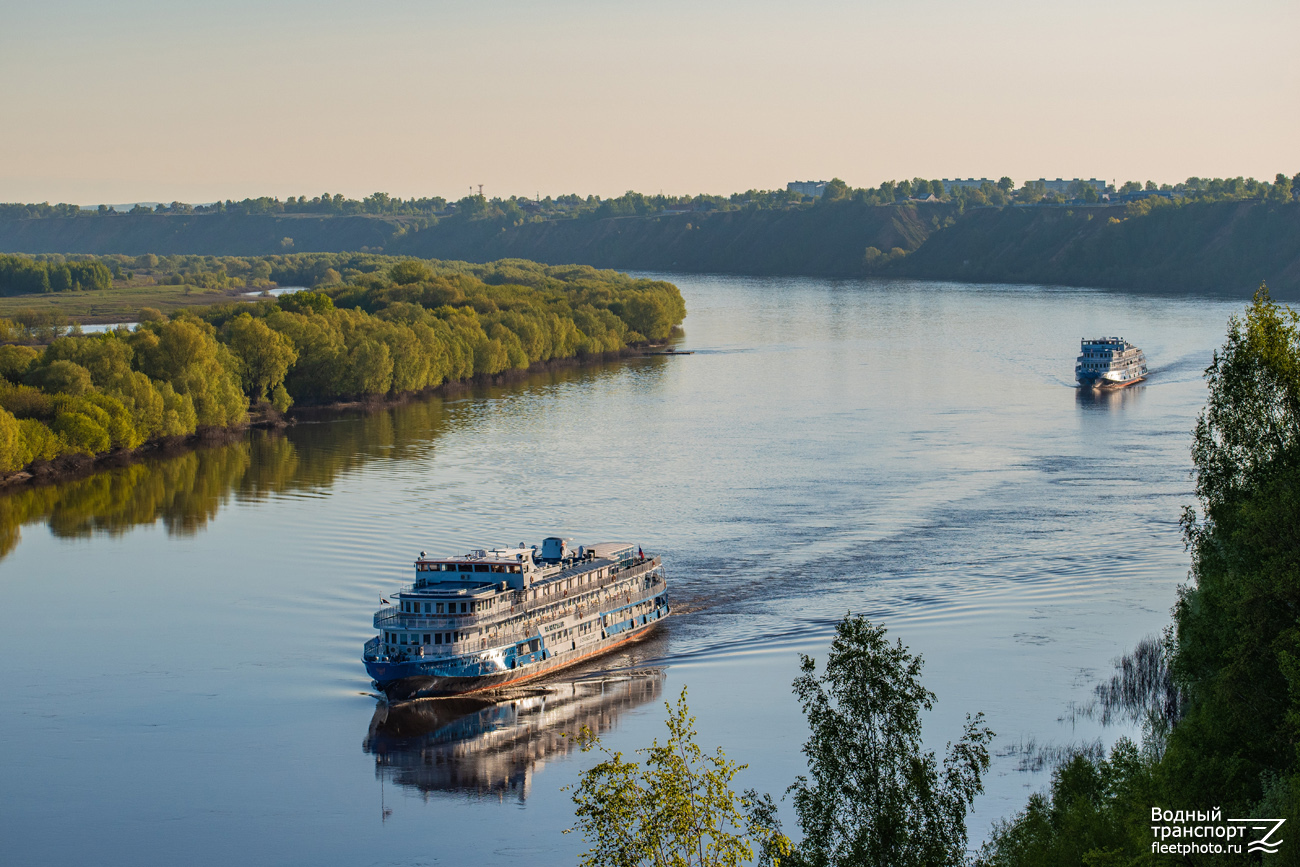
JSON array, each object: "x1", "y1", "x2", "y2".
[{"x1": 0, "y1": 277, "x2": 1246, "y2": 865}]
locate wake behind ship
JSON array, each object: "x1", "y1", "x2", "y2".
[{"x1": 363, "y1": 537, "x2": 669, "y2": 700}]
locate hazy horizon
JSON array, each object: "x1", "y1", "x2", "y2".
[{"x1": 3, "y1": 0, "x2": 1297, "y2": 205}]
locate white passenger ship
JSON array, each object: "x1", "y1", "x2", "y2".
[
  {"x1": 1076, "y1": 337, "x2": 1148, "y2": 388},
  {"x1": 363, "y1": 537, "x2": 669, "y2": 700}
]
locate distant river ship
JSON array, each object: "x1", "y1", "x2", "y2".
[{"x1": 1076, "y1": 337, "x2": 1148, "y2": 388}]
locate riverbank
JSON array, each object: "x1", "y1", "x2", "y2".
[
  {"x1": 0, "y1": 257, "x2": 686, "y2": 484},
  {"x1": 0, "y1": 343, "x2": 673, "y2": 489},
  {"x1": 3, "y1": 199, "x2": 1297, "y2": 296}
]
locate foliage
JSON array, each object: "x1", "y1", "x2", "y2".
[
  {"x1": 0, "y1": 396, "x2": 456, "y2": 561},
  {"x1": 224, "y1": 314, "x2": 297, "y2": 403},
  {"x1": 1, "y1": 171, "x2": 1292, "y2": 235},
  {"x1": 0, "y1": 256, "x2": 685, "y2": 476},
  {"x1": 1169, "y1": 285, "x2": 1300, "y2": 818},
  {"x1": 787, "y1": 615, "x2": 993, "y2": 867},
  {"x1": 976, "y1": 740, "x2": 1156, "y2": 867},
  {"x1": 0, "y1": 345, "x2": 37, "y2": 382},
  {"x1": 0, "y1": 254, "x2": 112, "y2": 296},
  {"x1": 566, "y1": 687, "x2": 792, "y2": 867},
  {"x1": 1188, "y1": 286, "x2": 1300, "y2": 517},
  {"x1": 980, "y1": 287, "x2": 1300, "y2": 866}
]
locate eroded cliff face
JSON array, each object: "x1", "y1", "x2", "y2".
[
  {"x1": 3, "y1": 199, "x2": 1297, "y2": 295},
  {"x1": 0, "y1": 204, "x2": 947, "y2": 276},
  {"x1": 890, "y1": 200, "x2": 1300, "y2": 296},
  {"x1": 0, "y1": 213, "x2": 408, "y2": 257}
]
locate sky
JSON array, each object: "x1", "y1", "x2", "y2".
[{"x1": 2, "y1": 0, "x2": 1297, "y2": 205}]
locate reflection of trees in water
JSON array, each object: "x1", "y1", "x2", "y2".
[
  {"x1": 0, "y1": 395, "x2": 453, "y2": 559},
  {"x1": 363, "y1": 672, "x2": 664, "y2": 801},
  {"x1": 0, "y1": 356, "x2": 666, "y2": 560}
]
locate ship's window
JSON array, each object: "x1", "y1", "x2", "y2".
[
  {"x1": 434, "y1": 634, "x2": 442, "y2": 644},
  {"x1": 423, "y1": 602, "x2": 431, "y2": 614},
  {"x1": 423, "y1": 634, "x2": 431, "y2": 644},
  {"x1": 474, "y1": 564, "x2": 490, "y2": 573},
  {"x1": 436, "y1": 602, "x2": 444, "y2": 614},
  {"x1": 461, "y1": 602, "x2": 468, "y2": 613}
]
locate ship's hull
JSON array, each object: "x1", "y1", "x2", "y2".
[
  {"x1": 367, "y1": 605, "x2": 668, "y2": 701},
  {"x1": 1078, "y1": 374, "x2": 1147, "y2": 389}
]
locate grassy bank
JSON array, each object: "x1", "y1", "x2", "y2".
[{"x1": 0, "y1": 283, "x2": 251, "y2": 324}]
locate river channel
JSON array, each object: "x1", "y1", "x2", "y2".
[{"x1": 0, "y1": 275, "x2": 1246, "y2": 865}]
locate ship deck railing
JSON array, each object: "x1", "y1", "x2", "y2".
[
  {"x1": 374, "y1": 557, "x2": 664, "y2": 630},
  {"x1": 369, "y1": 593, "x2": 669, "y2": 662}
]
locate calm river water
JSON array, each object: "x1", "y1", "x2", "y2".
[{"x1": 0, "y1": 275, "x2": 1246, "y2": 866}]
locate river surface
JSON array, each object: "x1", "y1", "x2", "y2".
[{"x1": 0, "y1": 275, "x2": 1246, "y2": 866}]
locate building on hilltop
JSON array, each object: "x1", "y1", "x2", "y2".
[
  {"x1": 942, "y1": 178, "x2": 995, "y2": 191},
  {"x1": 787, "y1": 180, "x2": 828, "y2": 198}
]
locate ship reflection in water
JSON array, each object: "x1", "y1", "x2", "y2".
[
  {"x1": 363, "y1": 670, "x2": 664, "y2": 801},
  {"x1": 1075, "y1": 381, "x2": 1145, "y2": 410}
]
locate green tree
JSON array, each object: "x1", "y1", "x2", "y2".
[
  {"x1": 0, "y1": 345, "x2": 39, "y2": 383},
  {"x1": 1272, "y1": 172, "x2": 1293, "y2": 203},
  {"x1": 278, "y1": 290, "x2": 333, "y2": 316},
  {"x1": 27, "y1": 360, "x2": 94, "y2": 395},
  {"x1": 131, "y1": 318, "x2": 246, "y2": 428},
  {"x1": 976, "y1": 740, "x2": 1155, "y2": 867},
  {"x1": 998, "y1": 177, "x2": 1015, "y2": 193},
  {"x1": 788, "y1": 615, "x2": 993, "y2": 867},
  {"x1": 1171, "y1": 284, "x2": 1300, "y2": 816},
  {"x1": 1187, "y1": 285, "x2": 1300, "y2": 515},
  {"x1": 0, "y1": 406, "x2": 24, "y2": 472},
  {"x1": 390, "y1": 259, "x2": 435, "y2": 285},
  {"x1": 822, "y1": 179, "x2": 850, "y2": 202},
  {"x1": 225, "y1": 314, "x2": 298, "y2": 402},
  {"x1": 566, "y1": 687, "x2": 792, "y2": 867}
]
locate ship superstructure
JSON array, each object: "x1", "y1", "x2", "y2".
[
  {"x1": 362, "y1": 537, "x2": 668, "y2": 700},
  {"x1": 1076, "y1": 337, "x2": 1148, "y2": 388}
]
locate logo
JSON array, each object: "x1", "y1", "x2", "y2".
[
  {"x1": 1228, "y1": 818, "x2": 1286, "y2": 855},
  {"x1": 1151, "y1": 808, "x2": 1285, "y2": 857}
]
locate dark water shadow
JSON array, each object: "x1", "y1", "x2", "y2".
[{"x1": 362, "y1": 670, "x2": 665, "y2": 801}]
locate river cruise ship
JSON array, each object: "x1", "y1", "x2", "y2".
[
  {"x1": 1076, "y1": 337, "x2": 1148, "y2": 388},
  {"x1": 363, "y1": 537, "x2": 669, "y2": 700}
]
